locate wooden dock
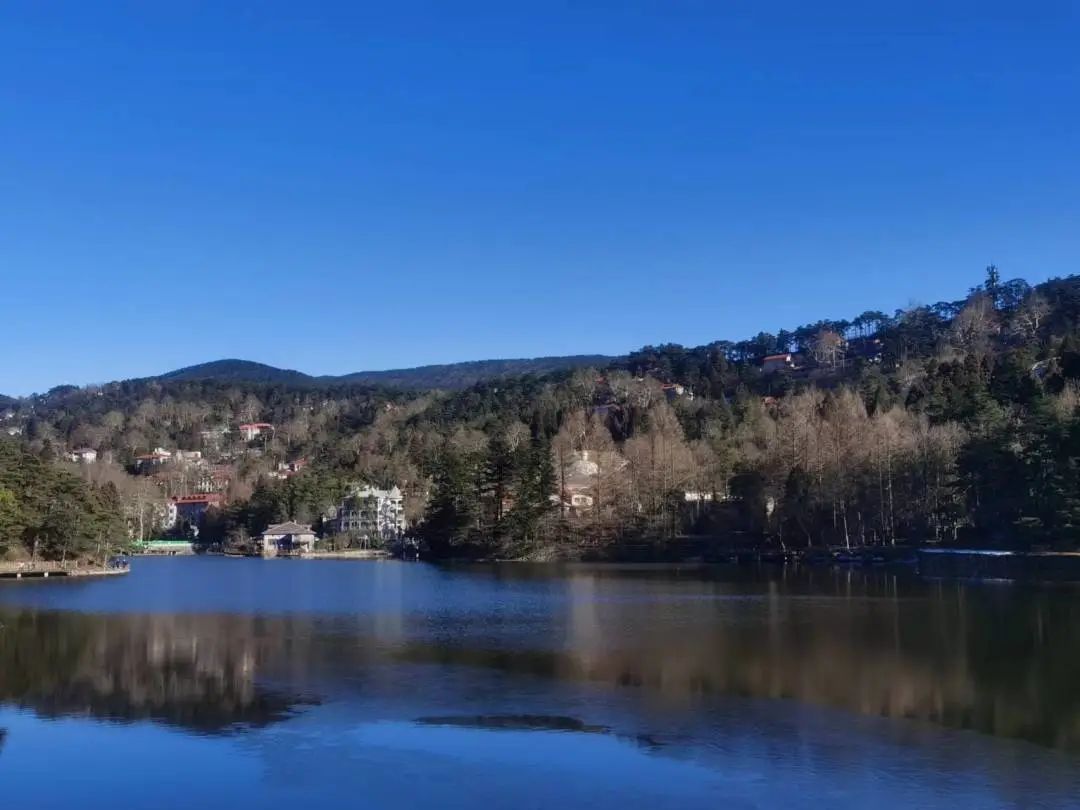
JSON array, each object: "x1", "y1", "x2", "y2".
[{"x1": 0, "y1": 561, "x2": 130, "y2": 580}]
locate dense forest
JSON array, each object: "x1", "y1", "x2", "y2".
[
  {"x1": 6, "y1": 266, "x2": 1080, "y2": 560},
  {"x1": 0, "y1": 441, "x2": 124, "y2": 562}
]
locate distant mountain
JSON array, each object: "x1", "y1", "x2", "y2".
[
  {"x1": 157, "y1": 360, "x2": 316, "y2": 386},
  {"x1": 151, "y1": 355, "x2": 617, "y2": 390},
  {"x1": 335, "y1": 356, "x2": 616, "y2": 389}
]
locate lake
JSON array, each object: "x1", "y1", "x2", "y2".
[{"x1": 1, "y1": 558, "x2": 1079, "y2": 808}]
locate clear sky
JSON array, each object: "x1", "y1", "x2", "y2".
[{"x1": 2, "y1": 2, "x2": 1078, "y2": 394}]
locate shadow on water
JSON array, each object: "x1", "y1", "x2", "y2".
[
  {"x1": 417, "y1": 714, "x2": 609, "y2": 734},
  {"x1": 413, "y1": 714, "x2": 668, "y2": 751}
]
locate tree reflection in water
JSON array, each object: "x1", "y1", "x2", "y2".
[
  {"x1": 0, "y1": 610, "x2": 313, "y2": 733},
  {"x1": 2, "y1": 565, "x2": 1080, "y2": 753}
]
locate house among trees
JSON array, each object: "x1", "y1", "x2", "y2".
[
  {"x1": 238, "y1": 422, "x2": 274, "y2": 441},
  {"x1": 68, "y1": 448, "x2": 98, "y2": 463},
  {"x1": 259, "y1": 521, "x2": 316, "y2": 557},
  {"x1": 556, "y1": 450, "x2": 627, "y2": 511},
  {"x1": 174, "y1": 450, "x2": 203, "y2": 465},
  {"x1": 269, "y1": 458, "x2": 308, "y2": 480},
  {"x1": 135, "y1": 448, "x2": 172, "y2": 469},
  {"x1": 682, "y1": 491, "x2": 715, "y2": 502},
  {"x1": 199, "y1": 425, "x2": 230, "y2": 446},
  {"x1": 762, "y1": 353, "x2": 796, "y2": 374},
  {"x1": 194, "y1": 464, "x2": 233, "y2": 494}
]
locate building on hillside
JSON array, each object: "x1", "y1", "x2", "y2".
[
  {"x1": 122, "y1": 495, "x2": 177, "y2": 538},
  {"x1": 559, "y1": 450, "x2": 599, "y2": 510},
  {"x1": 550, "y1": 490, "x2": 595, "y2": 509},
  {"x1": 269, "y1": 458, "x2": 308, "y2": 480},
  {"x1": 6, "y1": 426, "x2": 23, "y2": 436},
  {"x1": 191, "y1": 464, "x2": 233, "y2": 494},
  {"x1": 238, "y1": 423, "x2": 274, "y2": 441},
  {"x1": 163, "y1": 500, "x2": 178, "y2": 531},
  {"x1": 135, "y1": 448, "x2": 172, "y2": 469},
  {"x1": 68, "y1": 448, "x2": 98, "y2": 463},
  {"x1": 326, "y1": 485, "x2": 405, "y2": 541},
  {"x1": 172, "y1": 493, "x2": 222, "y2": 526},
  {"x1": 200, "y1": 426, "x2": 230, "y2": 446},
  {"x1": 259, "y1": 522, "x2": 316, "y2": 557},
  {"x1": 555, "y1": 450, "x2": 627, "y2": 512},
  {"x1": 761, "y1": 353, "x2": 796, "y2": 374},
  {"x1": 683, "y1": 491, "x2": 716, "y2": 503},
  {"x1": 174, "y1": 450, "x2": 203, "y2": 465}
]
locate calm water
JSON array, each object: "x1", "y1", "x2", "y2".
[{"x1": 1, "y1": 558, "x2": 1079, "y2": 808}]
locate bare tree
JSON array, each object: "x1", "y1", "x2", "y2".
[
  {"x1": 1010, "y1": 292, "x2": 1050, "y2": 341},
  {"x1": 950, "y1": 293, "x2": 996, "y2": 355},
  {"x1": 811, "y1": 330, "x2": 846, "y2": 369}
]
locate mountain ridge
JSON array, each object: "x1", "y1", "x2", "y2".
[{"x1": 152, "y1": 355, "x2": 618, "y2": 390}]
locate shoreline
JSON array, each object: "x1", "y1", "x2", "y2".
[
  {"x1": 202, "y1": 549, "x2": 393, "y2": 560},
  {"x1": 0, "y1": 562, "x2": 130, "y2": 581},
  {"x1": 421, "y1": 545, "x2": 1080, "y2": 583},
  {"x1": 299, "y1": 549, "x2": 391, "y2": 560}
]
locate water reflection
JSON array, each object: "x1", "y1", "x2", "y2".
[
  {"x1": 0, "y1": 611, "x2": 309, "y2": 732},
  {"x1": 1, "y1": 563, "x2": 1080, "y2": 754},
  {"x1": 400, "y1": 567, "x2": 1080, "y2": 753}
]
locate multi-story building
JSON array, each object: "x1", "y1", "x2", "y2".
[
  {"x1": 172, "y1": 493, "x2": 223, "y2": 528},
  {"x1": 327, "y1": 485, "x2": 405, "y2": 542}
]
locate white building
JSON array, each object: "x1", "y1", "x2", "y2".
[
  {"x1": 238, "y1": 423, "x2": 273, "y2": 441},
  {"x1": 134, "y1": 448, "x2": 172, "y2": 468},
  {"x1": 259, "y1": 521, "x2": 316, "y2": 557},
  {"x1": 68, "y1": 448, "x2": 98, "y2": 463},
  {"x1": 328, "y1": 485, "x2": 405, "y2": 541},
  {"x1": 683, "y1": 491, "x2": 715, "y2": 503}
]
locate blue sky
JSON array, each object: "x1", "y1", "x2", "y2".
[{"x1": 2, "y1": 2, "x2": 1078, "y2": 394}]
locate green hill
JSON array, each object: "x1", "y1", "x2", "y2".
[{"x1": 153, "y1": 355, "x2": 617, "y2": 390}]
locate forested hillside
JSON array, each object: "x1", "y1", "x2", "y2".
[
  {"x1": 147, "y1": 354, "x2": 617, "y2": 390},
  {"x1": 6, "y1": 266, "x2": 1080, "y2": 559}
]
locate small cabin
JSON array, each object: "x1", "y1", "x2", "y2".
[{"x1": 260, "y1": 521, "x2": 316, "y2": 557}]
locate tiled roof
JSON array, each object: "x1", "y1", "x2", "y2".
[{"x1": 262, "y1": 521, "x2": 314, "y2": 536}]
